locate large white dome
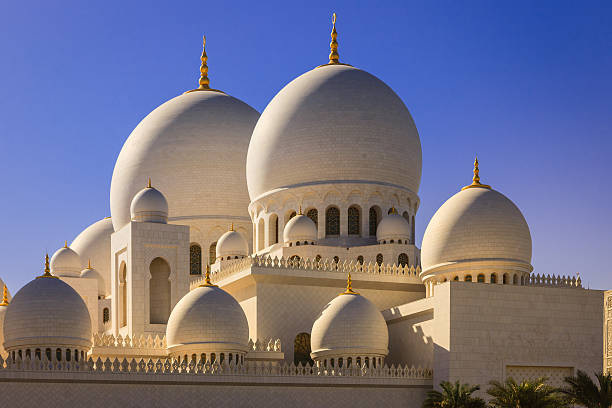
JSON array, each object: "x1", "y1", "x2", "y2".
[
  {"x1": 166, "y1": 284, "x2": 249, "y2": 356},
  {"x1": 421, "y1": 186, "x2": 532, "y2": 279},
  {"x1": 70, "y1": 217, "x2": 113, "y2": 296},
  {"x1": 310, "y1": 289, "x2": 388, "y2": 361},
  {"x1": 110, "y1": 91, "x2": 260, "y2": 231},
  {"x1": 3, "y1": 272, "x2": 92, "y2": 352},
  {"x1": 246, "y1": 64, "x2": 422, "y2": 202}
]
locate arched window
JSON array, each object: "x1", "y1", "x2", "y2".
[
  {"x1": 119, "y1": 262, "x2": 127, "y2": 328},
  {"x1": 465, "y1": 275, "x2": 473, "y2": 282},
  {"x1": 306, "y1": 209, "x2": 318, "y2": 230},
  {"x1": 398, "y1": 253, "x2": 409, "y2": 267},
  {"x1": 325, "y1": 207, "x2": 340, "y2": 236},
  {"x1": 66, "y1": 349, "x2": 71, "y2": 361},
  {"x1": 35, "y1": 349, "x2": 41, "y2": 360},
  {"x1": 513, "y1": 274, "x2": 518, "y2": 285},
  {"x1": 190, "y1": 244, "x2": 202, "y2": 275},
  {"x1": 149, "y1": 257, "x2": 171, "y2": 324},
  {"x1": 453, "y1": 276, "x2": 459, "y2": 281},
  {"x1": 503, "y1": 273, "x2": 508, "y2": 284},
  {"x1": 209, "y1": 242, "x2": 216, "y2": 265},
  {"x1": 348, "y1": 206, "x2": 360, "y2": 235},
  {"x1": 369, "y1": 207, "x2": 380, "y2": 236},
  {"x1": 402, "y1": 211, "x2": 410, "y2": 223},
  {"x1": 357, "y1": 256, "x2": 364, "y2": 265},
  {"x1": 269, "y1": 214, "x2": 279, "y2": 245},
  {"x1": 103, "y1": 307, "x2": 110, "y2": 323},
  {"x1": 490, "y1": 274, "x2": 497, "y2": 284},
  {"x1": 376, "y1": 253, "x2": 383, "y2": 266},
  {"x1": 293, "y1": 333, "x2": 313, "y2": 366},
  {"x1": 477, "y1": 274, "x2": 485, "y2": 283},
  {"x1": 56, "y1": 348, "x2": 62, "y2": 361}
]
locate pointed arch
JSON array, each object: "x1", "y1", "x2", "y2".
[
  {"x1": 190, "y1": 243, "x2": 202, "y2": 275},
  {"x1": 149, "y1": 257, "x2": 171, "y2": 324},
  {"x1": 325, "y1": 206, "x2": 340, "y2": 236}
]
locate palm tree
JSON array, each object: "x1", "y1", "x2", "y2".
[
  {"x1": 487, "y1": 377, "x2": 569, "y2": 408},
  {"x1": 559, "y1": 370, "x2": 612, "y2": 408},
  {"x1": 423, "y1": 380, "x2": 487, "y2": 408}
]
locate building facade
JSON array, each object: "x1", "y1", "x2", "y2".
[{"x1": 0, "y1": 17, "x2": 607, "y2": 408}]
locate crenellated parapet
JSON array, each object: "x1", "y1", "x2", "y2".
[
  {"x1": 0, "y1": 353, "x2": 432, "y2": 380},
  {"x1": 191, "y1": 255, "x2": 422, "y2": 290},
  {"x1": 524, "y1": 273, "x2": 582, "y2": 288}
]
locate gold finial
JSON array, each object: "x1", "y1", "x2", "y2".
[
  {"x1": 341, "y1": 271, "x2": 359, "y2": 295},
  {"x1": 298, "y1": 206, "x2": 303, "y2": 215},
  {"x1": 64, "y1": 240, "x2": 68, "y2": 248},
  {"x1": 329, "y1": 13, "x2": 339, "y2": 64},
  {"x1": 200, "y1": 265, "x2": 218, "y2": 287},
  {"x1": 461, "y1": 156, "x2": 491, "y2": 191},
  {"x1": 0, "y1": 286, "x2": 9, "y2": 306},
  {"x1": 229, "y1": 222, "x2": 234, "y2": 231},
  {"x1": 88, "y1": 259, "x2": 92, "y2": 269},
  {"x1": 185, "y1": 36, "x2": 223, "y2": 94},
  {"x1": 147, "y1": 177, "x2": 151, "y2": 188},
  {"x1": 37, "y1": 253, "x2": 58, "y2": 279},
  {"x1": 390, "y1": 207, "x2": 398, "y2": 215}
]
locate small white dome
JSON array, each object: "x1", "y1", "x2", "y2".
[
  {"x1": 216, "y1": 229, "x2": 248, "y2": 261},
  {"x1": 71, "y1": 218, "x2": 112, "y2": 297},
  {"x1": 311, "y1": 289, "x2": 388, "y2": 361},
  {"x1": 50, "y1": 244, "x2": 82, "y2": 277},
  {"x1": 421, "y1": 184, "x2": 532, "y2": 280},
  {"x1": 376, "y1": 211, "x2": 411, "y2": 243},
  {"x1": 130, "y1": 183, "x2": 169, "y2": 223},
  {"x1": 246, "y1": 64, "x2": 422, "y2": 202},
  {"x1": 166, "y1": 283, "x2": 249, "y2": 356},
  {"x1": 3, "y1": 270, "x2": 92, "y2": 352},
  {"x1": 283, "y1": 214, "x2": 317, "y2": 244},
  {"x1": 80, "y1": 264, "x2": 105, "y2": 297}
]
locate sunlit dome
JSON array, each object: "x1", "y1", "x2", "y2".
[
  {"x1": 70, "y1": 217, "x2": 113, "y2": 296},
  {"x1": 216, "y1": 226, "x2": 249, "y2": 261},
  {"x1": 80, "y1": 261, "x2": 105, "y2": 297},
  {"x1": 283, "y1": 213, "x2": 317, "y2": 244},
  {"x1": 110, "y1": 37, "x2": 260, "y2": 231},
  {"x1": 130, "y1": 181, "x2": 169, "y2": 223},
  {"x1": 246, "y1": 61, "x2": 421, "y2": 203},
  {"x1": 310, "y1": 275, "x2": 388, "y2": 363},
  {"x1": 420, "y1": 159, "x2": 532, "y2": 282},
  {"x1": 50, "y1": 242, "x2": 82, "y2": 277},
  {"x1": 166, "y1": 274, "x2": 249, "y2": 358},
  {"x1": 3, "y1": 256, "x2": 92, "y2": 353},
  {"x1": 376, "y1": 209, "x2": 411, "y2": 243}
]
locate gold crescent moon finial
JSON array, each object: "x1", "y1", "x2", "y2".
[
  {"x1": 328, "y1": 12, "x2": 340, "y2": 64},
  {"x1": 0, "y1": 285, "x2": 9, "y2": 306},
  {"x1": 38, "y1": 253, "x2": 58, "y2": 279},
  {"x1": 341, "y1": 271, "x2": 359, "y2": 295},
  {"x1": 200, "y1": 264, "x2": 218, "y2": 287},
  {"x1": 461, "y1": 155, "x2": 491, "y2": 191}
]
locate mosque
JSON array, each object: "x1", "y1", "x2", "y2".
[{"x1": 0, "y1": 15, "x2": 607, "y2": 408}]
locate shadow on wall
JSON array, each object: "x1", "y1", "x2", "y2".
[{"x1": 386, "y1": 308, "x2": 435, "y2": 369}]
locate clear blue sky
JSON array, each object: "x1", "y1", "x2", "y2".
[{"x1": 1, "y1": 0, "x2": 610, "y2": 292}]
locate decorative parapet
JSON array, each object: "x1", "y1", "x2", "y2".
[
  {"x1": 524, "y1": 273, "x2": 582, "y2": 288},
  {"x1": 90, "y1": 334, "x2": 282, "y2": 361},
  {"x1": 191, "y1": 256, "x2": 422, "y2": 290},
  {"x1": 0, "y1": 354, "x2": 432, "y2": 380}
]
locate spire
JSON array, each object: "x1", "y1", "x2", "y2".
[
  {"x1": 37, "y1": 253, "x2": 58, "y2": 279},
  {"x1": 185, "y1": 35, "x2": 223, "y2": 94},
  {"x1": 298, "y1": 205, "x2": 303, "y2": 215},
  {"x1": 64, "y1": 240, "x2": 68, "y2": 248},
  {"x1": 200, "y1": 265, "x2": 218, "y2": 287},
  {"x1": 229, "y1": 222, "x2": 234, "y2": 231},
  {"x1": 147, "y1": 177, "x2": 151, "y2": 188},
  {"x1": 461, "y1": 156, "x2": 491, "y2": 191},
  {"x1": 87, "y1": 259, "x2": 92, "y2": 269},
  {"x1": 341, "y1": 271, "x2": 359, "y2": 295},
  {"x1": 0, "y1": 285, "x2": 9, "y2": 306},
  {"x1": 329, "y1": 13, "x2": 339, "y2": 64}
]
